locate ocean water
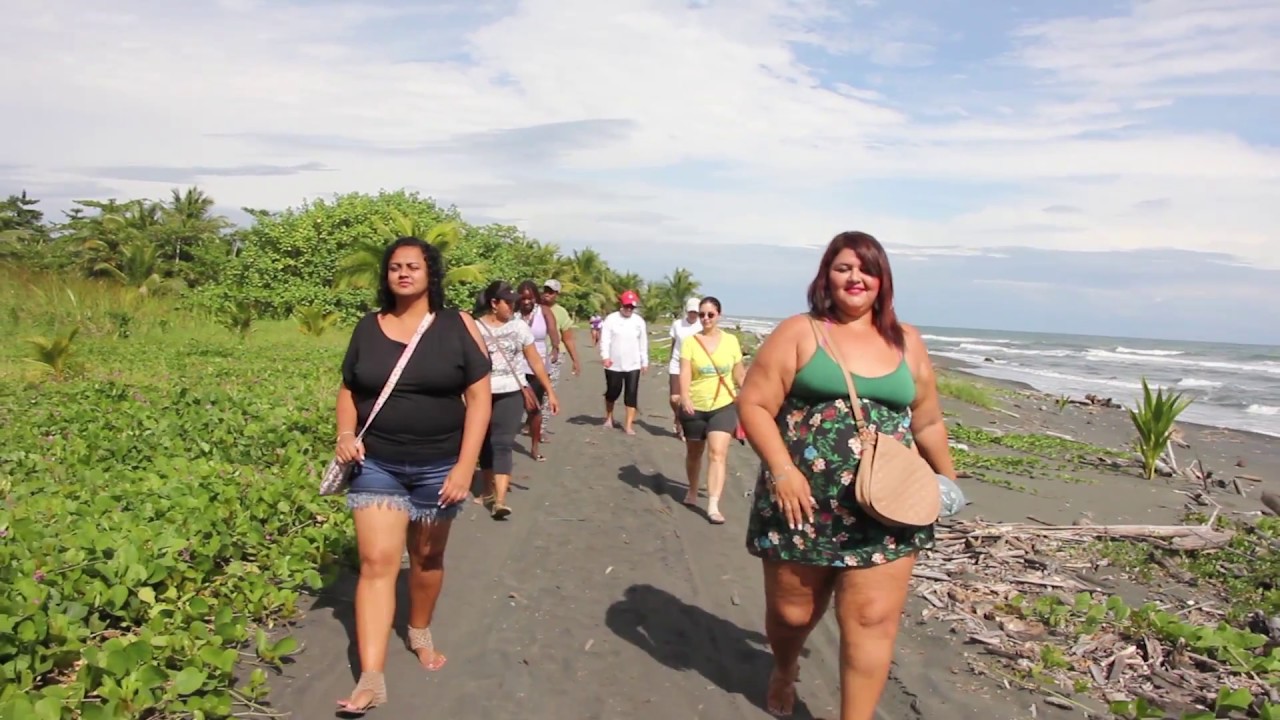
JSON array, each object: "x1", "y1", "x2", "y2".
[{"x1": 725, "y1": 316, "x2": 1280, "y2": 438}]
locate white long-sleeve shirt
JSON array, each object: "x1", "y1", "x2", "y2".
[{"x1": 599, "y1": 311, "x2": 648, "y2": 372}]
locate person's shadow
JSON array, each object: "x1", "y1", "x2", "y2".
[{"x1": 605, "y1": 583, "x2": 818, "y2": 718}]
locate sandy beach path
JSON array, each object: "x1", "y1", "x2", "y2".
[{"x1": 269, "y1": 356, "x2": 1054, "y2": 719}]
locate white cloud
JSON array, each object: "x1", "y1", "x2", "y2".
[{"x1": 1, "y1": 0, "x2": 1278, "y2": 278}]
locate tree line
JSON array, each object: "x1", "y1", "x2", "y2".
[{"x1": 0, "y1": 188, "x2": 702, "y2": 324}]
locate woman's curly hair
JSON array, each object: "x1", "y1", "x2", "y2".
[{"x1": 377, "y1": 236, "x2": 445, "y2": 312}]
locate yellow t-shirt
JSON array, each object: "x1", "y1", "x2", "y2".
[{"x1": 681, "y1": 331, "x2": 744, "y2": 412}]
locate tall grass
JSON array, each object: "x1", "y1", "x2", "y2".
[
  {"x1": 936, "y1": 373, "x2": 998, "y2": 409},
  {"x1": 0, "y1": 267, "x2": 351, "y2": 382}
]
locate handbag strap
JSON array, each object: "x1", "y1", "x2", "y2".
[
  {"x1": 356, "y1": 311, "x2": 436, "y2": 440},
  {"x1": 479, "y1": 320, "x2": 527, "y2": 386},
  {"x1": 691, "y1": 333, "x2": 736, "y2": 403},
  {"x1": 808, "y1": 317, "x2": 870, "y2": 434}
]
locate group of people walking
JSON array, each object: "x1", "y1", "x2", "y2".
[{"x1": 328, "y1": 230, "x2": 959, "y2": 720}]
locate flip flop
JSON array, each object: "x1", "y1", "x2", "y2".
[{"x1": 708, "y1": 511, "x2": 726, "y2": 525}]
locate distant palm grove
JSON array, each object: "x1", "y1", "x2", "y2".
[{"x1": 0, "y1": 187, "x2": 702, "y2": 324}]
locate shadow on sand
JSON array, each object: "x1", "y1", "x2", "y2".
[{"x1": 605, "y1": 583, "x2": 819, "y2": 719}]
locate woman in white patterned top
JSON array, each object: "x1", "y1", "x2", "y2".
[{"x1": 473, "y1": 281, "x2": 559, "y2": 519}]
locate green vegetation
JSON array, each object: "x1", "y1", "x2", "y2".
[
  {"x1": 946, "y1": 423, "x2": 1123, "y2": 492},
  {"x1": 1095, "y1": 514, "x2": 1280, "y2": 624},
  {"x1": 1001, "y1": 590, "x2": 1280, "y2": 719},
  {"x1": 0, "y1": 188, "x2": 703, "y2": 324},
  {"x1": 1127, "y1": 377, "x2": 1193, "y2": 480},
  {"x1": 935, "y1": 372, "x2": 998, "y2": 409},
  {"x1": 0, "y1": 278, "x2": 350, "y2": 717}
]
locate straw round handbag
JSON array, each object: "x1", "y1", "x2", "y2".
[{"x1": 813, "y1": 319, "x2": 940, "y2": 528}]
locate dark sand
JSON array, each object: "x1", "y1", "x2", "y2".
[{"x1": 267, "y1": 352, "x2": 1280, "y2": 719}]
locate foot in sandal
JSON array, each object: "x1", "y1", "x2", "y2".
[
  {"x1": 337, "y1": 671, "x2": 386, "y2": 715},
  {"x1": 406, "y1": 626, "x2": 447, "y2": 671},
  {"x1": 765, "y1": 662, "x2": 800, "y2": 717}
]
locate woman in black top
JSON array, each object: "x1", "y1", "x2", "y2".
[{"x1": 334, "y1": 237, "x2": 492, "y2": 714}]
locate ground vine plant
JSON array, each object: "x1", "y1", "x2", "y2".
[{"x1": 0, "y1": 294, "x2": 356, "y2": 718}]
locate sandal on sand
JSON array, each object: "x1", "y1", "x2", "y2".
[
  {"x1": 708, "y1": 511, "x2": 726, "y2": 525},
  {"x1": 474, "y1": 493, "x2": 495, "y2": 508},
  {"x1": 765, "y1": 664, "x2": 800, "y2": 717},
  {"x1": 337, "y1": 671, "x2": 386, "y2": 715},
  {"x1": 406, "y1": 626, "x2": 447, "y2": 671},
  {"x1": 533, "y1": 453, "x2": 546, "y2": 462},
  {"x1": 491, "y1": 503, "x2": 512, "y2": 520}
]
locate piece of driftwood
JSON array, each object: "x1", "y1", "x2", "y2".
[{"x1": 914, "y1": 518, "x2": 1258, "y2": 713}]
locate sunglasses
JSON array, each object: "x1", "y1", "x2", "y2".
[{"x1": 699, "y1": 312, "x2": 717, "y2": 319}]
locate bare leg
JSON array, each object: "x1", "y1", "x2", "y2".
[
  {"x1": 492, "y1": 472, "x2": 512, "y2": 512},
  {"x1": 338, "y1": 505, "x2": 408, "y2": 711},
  {"x1": 833, "y1": 554, "x2": 917, "y2": 720},
  {"x1": 704, "y1": 431, "x2": 731, "y2": 523},
  {"x1": 762, "y1": 560, "x2": 836, "y2": 716},
  {"x1": 528, "y1": 410, "x2": 544, "y2": 459},
  {"x1": 623, "y1": 405, "x2": 637, "y2": 434},
  {"x1": 683, "y1": 439, "x2": 706, "y2": 504},
  {"x1": 405, "y1": 518, "x2": 455, "y2": 671},
  {"x1": 604, "y1": 400, "x2": 615, "y2": 428},
  {"x1": 474, "y1": 468, "x2": 496, "y2": 504}
]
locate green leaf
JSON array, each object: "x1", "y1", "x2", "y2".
[
  {"x1": 171, "y1": 667, "x2": 207, "y2": 696},
  {"x1": 137, "y1": 587, "x2": 156, "y2": 605}
]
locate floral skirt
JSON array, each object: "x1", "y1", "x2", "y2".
[{"x1": 745, "y1": 395, "x2": 934, "y2": 568}]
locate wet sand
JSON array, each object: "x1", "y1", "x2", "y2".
[{"x1": 266, "y1": 351, "x2": 1280, "y2": 719}]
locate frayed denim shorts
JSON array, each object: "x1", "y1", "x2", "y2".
[{"x1": 346, "y1": 455, "x2": 462, "y2": 523}]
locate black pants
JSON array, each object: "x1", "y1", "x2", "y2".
[
  {"x1": 479, "y1": 390, "x2": 525, "y2": 474},
  {"x1": 604, "y1": 368, "x2": 641, "y2": 408}
]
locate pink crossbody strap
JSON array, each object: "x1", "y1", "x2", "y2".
[{"x1": 355, "y1": 311, "x2": 436, "y2": 440}]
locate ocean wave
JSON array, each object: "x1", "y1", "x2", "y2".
[
  {"x1": 1115, "y1": 346, "x2": 1184, "y2": 357},
  {"x1": 923, "y1": 334, "x2": 1016, "y2": 344},
  {"x1": 957, "y1": 343, "x2": 1072, "y2": 357},
  {"x1": 1248, "y1": 404, "x2": 1279, "y2": 416},
  {"x1": 1176, "y1": 378, "x2": 1223, "y2": 389},
  {"x1": 1084, "y1": 349, "x2": 1280, "y2": 376}
]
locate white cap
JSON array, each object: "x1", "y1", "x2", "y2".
[
  {"x1": 684, "y1": 297, "x2": 701, "y2": 313},
  {"x1": 543, "y1": 279, "x2": 562, "y2": 292}
]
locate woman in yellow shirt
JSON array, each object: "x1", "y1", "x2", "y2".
[{"x1": 678, "y1": 297, "x2": 746, "y2": 524}]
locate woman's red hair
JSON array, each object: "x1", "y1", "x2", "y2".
[{"x1": 806, "y1": 231, "x2": 905, "y2": 350}]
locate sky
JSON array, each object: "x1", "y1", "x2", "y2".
[{"x1": 2, "y1": 0, "x2": 1278, "y2": 344}]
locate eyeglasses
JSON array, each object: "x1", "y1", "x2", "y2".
[
  {"x1": 699, "y1": 312, "x2": 717, "y2": 319},
  {"x1": 622, "y1": 304, "x2": 636, "y2": 310}
]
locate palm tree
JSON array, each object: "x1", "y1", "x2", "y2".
[{"x1": 335, "y1": 209, "x2": 487, "y2": 289}]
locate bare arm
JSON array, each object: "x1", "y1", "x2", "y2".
[
  {"x1": 562, "y1": 326, "x2": 581, "y2": 370},
  {"x1": 736, "y1": 315, "x2": 809, "y2": 476},
  {"x1": 336, "y1": 384, "x2": 358, "y2": 437},
  {"x1": 456, "y1": 312, "x2": 493, "y2": 474},
  {"x1": 679, "y1": 353, "x2": 693, "y2": 409},
  {"x1": 523, "y1": 344, "x2": 557, "y2": 402},
  {"x1": 542, "y1": 305, "x2": 560, "y2": 359},
  {"x1": 904, "y1": 324, "x2": 956, "y2": 480}
]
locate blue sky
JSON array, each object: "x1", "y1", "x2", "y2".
[{"x1": 1, "y1": 0, "x2": 1278, "y2": 344}]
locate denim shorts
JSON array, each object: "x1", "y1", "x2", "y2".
[{"x1": 346, "y1": 455, "x2": 462, "y2": 523}]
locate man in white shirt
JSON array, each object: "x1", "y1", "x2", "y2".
[
  {"x1": 599, "y1": 290, "x2": 648, "y2": 435},
  {"x1": 666, "y1": 297, "x2": 703, "y2": 439}
]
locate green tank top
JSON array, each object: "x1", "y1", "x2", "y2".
[{"x1": 791, "y1": 345, "x2": 916, "y2": 410}]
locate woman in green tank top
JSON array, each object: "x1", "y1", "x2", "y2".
[{"x1": 737, "y1": 232, "x2": 958, "y2": 720}]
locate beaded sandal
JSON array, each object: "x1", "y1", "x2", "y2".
[
  {"x1": 337, "y1": 671, "x2": 386, "y2": 715},
  {"x1": 406, "y1": 626, "x2": 447, "y2": 671}
]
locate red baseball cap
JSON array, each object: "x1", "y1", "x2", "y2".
[{"x1": 619, "y1": 290, "x2": 640, "y2": 306}]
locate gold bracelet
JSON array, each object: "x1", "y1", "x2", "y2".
[{"x1": 337, "y1": 431, "x2": 355, "y2": 440}]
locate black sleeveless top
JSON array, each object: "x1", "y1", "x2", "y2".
[{"x1": 340, "y1": 309, "x2": 492, "y2": 462}]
